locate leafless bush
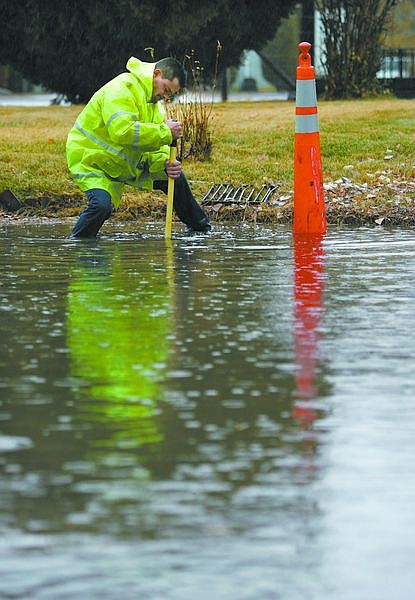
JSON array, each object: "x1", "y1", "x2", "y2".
[
  {"x1": 167, "y1": 43, "x2": 221, "y2": 161},
  {"x1": 315, "y1": 0, "x2": 398, "y2": 98}
]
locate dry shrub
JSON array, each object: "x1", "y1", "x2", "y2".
[{"x1": 167, "y1": 44, "x2": 221, "y2": 161}]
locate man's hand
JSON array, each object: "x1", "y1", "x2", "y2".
[
  {"x1": 166, "y1": 119, "x2": 182, "y2": 141},
  {"x1": 166, "y1": 159, "x2": 182, "y2": 179}
]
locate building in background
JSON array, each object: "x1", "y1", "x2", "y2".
[
  {"x1": 248, "y1": 1, "x2": 415, "y2": 97},
  {"x1": 233, "y1": 50, "x2": 275, "y2": 92}
]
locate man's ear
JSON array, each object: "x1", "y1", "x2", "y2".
[{"x1": 153, "y1": 68, "x2": 162, "y2": 78}]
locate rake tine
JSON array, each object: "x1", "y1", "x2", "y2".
[
  {"x1": 231, "y1": 186, "x2": 241, "y2": 201},
  {"x1": 211, "y1": 183, "x2": 225, "y2": 202},
  {"x1": 260, "y1": 184, "x2": 270, "y2": 202},
  {"x1": 237, "y1": 186, "x2": 247, "y2": 203},
  {"x1": 238, "y1": 184, "x2": 248, "y2": 204},
  {"x1": 253, "y1": 185, "x2": 264, "y2": 203},
  {"x1": 252, "y1": 187, "x2": 264, "y2": 203},
  {"x1": 202, "y1": 184, "x2": 215, "y2": 203},
  {"x1": 245, "y1": 187, "x2": 255, "y2": 203},
  {"x1": 235, "y1": 186, "x2": 246, "y2": 203},
  {"x1": 235, "y1": 186, "x2": 245, "y2": 204},
  {"x1": 216, "y1": 184, "x2": 226, "y2": 202},
  {"x1": 262, "y1": 185, "x2": 277, "y2": 204},
  {"x1": 220, "y1": 184, "x2": 234, "y2": 202},
  {"x1": 209, "y1": 183, "x2": 226, "y2": 203}
]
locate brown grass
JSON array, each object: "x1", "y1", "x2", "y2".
[{"x1": 0, "y1": 97, "x2": 414, "y2": 224}]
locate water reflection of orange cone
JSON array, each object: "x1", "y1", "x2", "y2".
[
  {"x1": 294, "y1": 42, "x2": 326, "y2": 235},
  {"x1": 292, "y1": 235, "x2": 325, "y2": 428}
]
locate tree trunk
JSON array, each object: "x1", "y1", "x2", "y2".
[
  {"x1": 301, "y1": 0, "x2": 315, "y2": 49},
  {"x1": 221, "y1": 69, "x2": 228, "y2": 102}
]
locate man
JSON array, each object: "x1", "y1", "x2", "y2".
[{"x1": 66, "y1": 56, "x2": 211, "y2": 238}]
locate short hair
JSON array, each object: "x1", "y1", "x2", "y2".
[{"x1": 155, "y1": 57, "x2": 187, "y2": 89}]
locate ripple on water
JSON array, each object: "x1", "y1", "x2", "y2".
[{"x1": 1, "y1": 224, "x2": 415, "y2": 598}]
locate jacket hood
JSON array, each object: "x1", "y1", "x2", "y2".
[{"x1": 126, "y1": 57, "x2": 155, "y2": 101}]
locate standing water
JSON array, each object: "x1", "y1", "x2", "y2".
[{"x1": 1, "y1": 221, "x2": 415, "y2": 599}]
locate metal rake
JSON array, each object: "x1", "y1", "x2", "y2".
[{"x1": 201, "y1": 183, "x2": 276, "y2": 206}]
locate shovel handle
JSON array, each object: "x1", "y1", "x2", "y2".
[{"x1": 165, "y1": 140, "x2": 177, "y2": 240}]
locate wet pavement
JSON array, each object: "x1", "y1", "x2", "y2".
[{"x1": 1, "y1": 221, "x2": 415, "y2": 599}]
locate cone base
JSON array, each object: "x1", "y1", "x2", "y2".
[{"x1": 294, "y1": 133, "x2": 326, "y2": 235}]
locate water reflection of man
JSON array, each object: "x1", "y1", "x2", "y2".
[{"x1": 66, "y1": 244, "x2": 173, "y2": 451}]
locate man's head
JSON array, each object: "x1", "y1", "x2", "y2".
[{"x1": 152, "y1": 57, "x2": 186, "y2": 103}]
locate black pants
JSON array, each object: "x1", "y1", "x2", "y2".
[
  {"x1": 153, "y1": 172, "x2": 210, "y2": 231},
  {"x1": 71, "y1": 172, "x2": 210, "y2": 238}
]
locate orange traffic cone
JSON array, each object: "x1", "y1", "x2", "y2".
[{"x1": 294, "y1": 42, "x2": 326, "y2": 235}]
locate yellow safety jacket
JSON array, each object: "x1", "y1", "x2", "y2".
[{"x1": 66, "y1": 57, "x2": 173, "y2": 208}]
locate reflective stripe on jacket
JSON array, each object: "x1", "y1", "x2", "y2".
[{"x1": 66, "y1": 57, "x2": 173, "y2": 208}]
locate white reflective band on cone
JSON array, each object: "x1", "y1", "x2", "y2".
[
  {"x1": 295, "y1": 114, "x2": 319, "y2": 133},
  {"x1": 296, "y1": 79, "x2": 317, "y2": 107}
]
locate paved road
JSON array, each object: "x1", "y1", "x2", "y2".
[
  {"x1": 0, "y1": 90, "x2": 291, "y2": 106},
  {"x1": 0, "y1": 92, "x2": 69, "y2": 106}
]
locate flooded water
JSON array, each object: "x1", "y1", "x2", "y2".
[{"x1": 1, "y1": 220, "x2": 415, "y2": 599}]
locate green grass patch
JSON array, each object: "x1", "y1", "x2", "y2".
[{"x1": 0, "y1": 98, "x2": 413, "y2": 219}]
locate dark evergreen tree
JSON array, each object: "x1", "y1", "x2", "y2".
[{"x1": 0, "y1": 0, "x2": 297, "y2": 102}]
